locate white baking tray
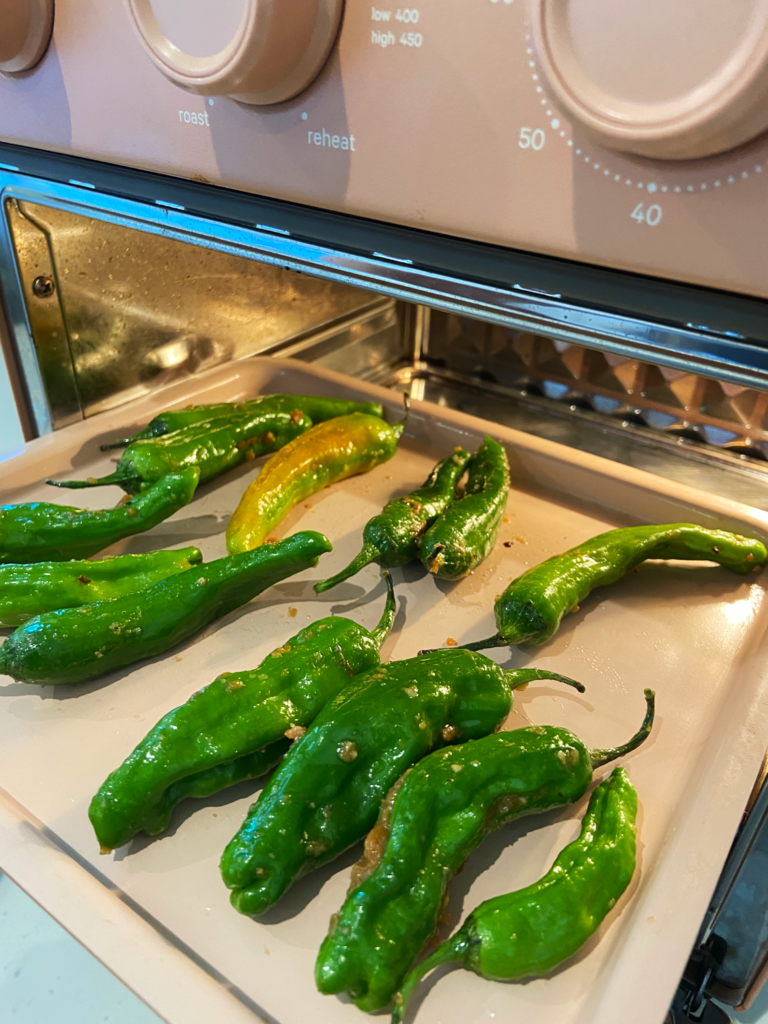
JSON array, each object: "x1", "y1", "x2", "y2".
[{"x1": 2, "y1": 357, "x2": 768, "y2": 1024}]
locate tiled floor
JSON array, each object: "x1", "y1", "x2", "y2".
[{"x1": 2, "y1": 868, "x2": 768, "y2": 1024}]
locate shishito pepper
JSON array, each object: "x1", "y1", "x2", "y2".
[
  {"x1": 48, "y1": 406, "x2": 314, "y2": 495},
  {"x1": 0, "y1": 531, "x2": 332, "y2": 686},
  {"x1": 459, "y1": 523, "x2": 768, "y2": 652},
  {"x1": 0, "y1": 547, "x2": 202, "y2": 627},
  {"x1": 419, "y1": 437, "x2": 509, "y2": 580},
  {"x1": 315, "y1": 448, "x2": 471, "y2": 592},
  {"x1": 0, "y1": 468, "x2": 200, "y2": 565},
  {"x1": 226, "y1": 406, "x2": 408, "y2": 554},
  {"x1": 89, "y1": 572, "x2": 397, "y2": 851},
  {"x1": 316, "y1": 692, "x2": 653, "y2": 1012},
  {"x1": 102, "y1": 394, "x2": 384, "y2": 449},
  {"x1": 392, "y1": 766, "x2": 639, "y2": 1023},
  {"x1": 220, "y1": 650, "x2": 586, "y2": 916}
]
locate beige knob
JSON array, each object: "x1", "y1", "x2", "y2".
[
  {"x1": 530, "y1": 0, "x2": 768, "y2": 159},
  {"x1": 126, "y1": 0, "x2": 343, "y2": 106},
  {"x1": 0, "y1": 0, "x2": 53, "y2": 74}
]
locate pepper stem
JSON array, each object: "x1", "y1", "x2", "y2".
[
  {"x1": 590, "y1": 689, "x2": 655, "y2": 769},
  {"x1": 391, "y1": 932, "x2": 467, "y2": 1024},
  {"x1": 391, "y1": 391, "x2": 411, "y2": 440},
  {"x1": 313, "y1": 543, "x2": 381, "y2": 593},
  {"x1": 506, "y1": 667, "x2": 586, "y2": 694},
  {"x1": 100, "y1": 437, "x2": 132, "y2": 450},
  {"x1": 451, "y1": 633, "x2": 508, "y2": 654},
  {"x1": 370, "y1": 570, "x2": 397, "y2": 648},
  {"x1": 46, "y1": 470, "x2": 139, "y2": 490},
  {"x1": 101, "y1": 426, "x2": 158, "y2": 450}
]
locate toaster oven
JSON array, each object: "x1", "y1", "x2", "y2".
[{"x1": 3, "y1": 3, "x2": 768, "y2": 1023}]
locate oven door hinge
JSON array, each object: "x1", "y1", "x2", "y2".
[{"x1": 668, "y1": 934, "x2": 732, "y2": 1024}]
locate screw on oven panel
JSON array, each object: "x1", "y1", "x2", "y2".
[{"x1": 32, "y1": 275, "x2": 55, "y2": 298}]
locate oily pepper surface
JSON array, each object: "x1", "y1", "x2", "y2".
[
  {"x1": 0, "y1": 547, "x2": 202, "y2": 627},
  {"x1": 102, "y1": 394, "x2": 384, "y2": 448},
  {"x1": 49, "y1": 406, "x2": 313, "y2": 495},
  {"x1": 392, "y1": 767, "x2": 639, "y2": 1023},
  {"x1": 315, "y1": 447, "x2": 471, "y2": 592},
  {"x1": 0, "y1": 468, "x2": 200, "y2": 565},
  {"x1": 317, "y1": 691, "x2": 653, "y2": 1012},
  {"x1": 419, "y1": 436, "x2": 510, "y2": 580},
  {"x1": 89, "y1": 572, "x2": 397, "y2": 851},
  {"x1": 227, "y1": 410, "x2": 407, "y2": 554},
  {"x1": 0, "y1": 531, "x2": 332, "y2": 686},
  {"x1": 459, "y1": 523, "x2": 768, "y2": 652},
  {"x1": 220, "y1": 650, "x2": 585, "y2": 916}
]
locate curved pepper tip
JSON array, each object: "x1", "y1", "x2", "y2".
[{"x1": 287, "y1": 530, "x2": 333, "y2": 558}]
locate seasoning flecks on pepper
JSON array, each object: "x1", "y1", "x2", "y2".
[
  {"x1": 0, "y1": 531, "x2": 332, "y2": 686},
  {"x1": 419, "y1": 436, "x2": 510, "y2": 580},
  {"x1": 0, "y1": 467, "x2": 200, "y2": 565},
  {"x1": 226, "y1": 402, "x2": 409, "y2": 555},
  {"x1": 315, "y1": 447, "x2": 471, "y2": 592},
  {"x1": 457, "y1": 523, "x2": 768, "y2": 653},
  {"x1": 89, "y1": 572, "x2": 397, "y2": 851},
  {"x1": 316, "y1": 691, "x2": 653, "y2": 1011},
  {"x1": 391, "y1": 765, "x2": 640, "y2": 1023},
  {"x1": 101, "y1": 394, "x2": 384, "y2": 449},
  {"x1": 0, "y1": 547, "x2": 202, "y2": 626},
  {"x1": 48, "y1": 406, "x2": 314, "y2": 495},
  {"x1": 219, "y1": 650, "x2": 586, "y2": 916}
]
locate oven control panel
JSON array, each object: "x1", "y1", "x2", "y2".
[{"x1": 2, "y1": 0, "x2": 768, "y2": 299}]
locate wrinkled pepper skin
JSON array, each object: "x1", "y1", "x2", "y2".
[
  {"x1": 0, "y1": 531, "x2": 332, "y2": 686},
  {"x1": 419, "y1": 437, "x2": 510, "y2": 580},
  {"x1": 460, "y1": 523, "x2": 768, "y2": 652},
  {"x1": 315, "y1": 448, "x2": 471, "y2": 592},
  {"x1": 136, "y1": 740, "x2": 292, "y2": 840},
  {"x1": 102, "y1": 394, "x2": 384, "y2": 449},
  {"x1": 392, "y1": 767, "x2": 639, "y2": 1022},
  {"x1": 49, "y1": 407, "x2": 314, "y2": 495},
  {"x1": 0, "y1": 547, "x2": 202, "y2": 627},
  {"x1": 89, "y1": 573, "x2": 397, "y2": 851},
  {"x1": 0, "y1": 469, "x2": 200, "y2": 565},
  {"x1": 220, "y1": 651, "x2": 586, "y2": 916},
  {"x1": 227, "y1": 412, "x2": 406, "y2": 554},
  {"x1": 317, "y1": 691, "x2": 653, "y2": 1012}
]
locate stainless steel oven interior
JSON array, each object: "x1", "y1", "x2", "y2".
[{"x1": 2, "y1": 167, "x2": 768, "y2": 1022}]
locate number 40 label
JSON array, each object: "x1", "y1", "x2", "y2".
[{"x1": 631, "y1": 202, "x2": 662, "y2": 226}]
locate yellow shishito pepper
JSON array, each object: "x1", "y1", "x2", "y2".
[{"x1": 226, "y1": 411, "x2": 405, "y2": 554}]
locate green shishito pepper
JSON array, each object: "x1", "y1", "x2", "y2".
[
  {"x1": 0, "y1": 547, "x2": 202, "y2": 627},
  {"x1": 458, "y1": 523, "x2": 768, "y2": 652},
  {"x1": 0, "y1": 468, "x2": 200, "y2": 565},
  {"x1": 0, "y1": 531, "x2": 331, "y2": 686},
  {"x1": 48, "y1": 406, "x2": 314, "y2": 496},
  {"x1": 102, "y1": 394, "x2": 385, "y2": 449},
  {"x1": 227, "y1": 406, "x2": 408, "y2": 554},
  {"x1": 315, "y1": 448, "x2": 472, "y2": 592},
  {"x1": 419, "y1": 437, "x2": 510, "y2": 580},
  {"x1": 392, "y1": 766, "x2": 639, "y2": 1023},
  {"x1": 89, "y1": 572, "x2": 397, "y2": 852},
  {"x1": 317, "y1": 691, "x2": 653, "y2": 1012},
  {"x1": 219, "y1": 650, "x2": 586, "y2": 916}
]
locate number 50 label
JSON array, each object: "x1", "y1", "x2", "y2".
[
  {"x1": 631, "y1": 202, "x2": 662, "y2": 226},
  {"x1": 519, "y1": 127, "x2": 546, "y2": 150}
]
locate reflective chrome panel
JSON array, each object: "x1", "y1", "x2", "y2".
[{"x1": 2, "y1": 168, "x2": 768, "y2": 441}]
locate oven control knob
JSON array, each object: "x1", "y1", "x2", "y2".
[
  {"x1": 530, "y1": 0, "x2": 768, "y2": 159},
  {"x1": 126, "y1": 0, "x2": 343, "y2": 106},
  {"x1": 0, "y1": 0, "x2": 54, "y2": 74}
]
